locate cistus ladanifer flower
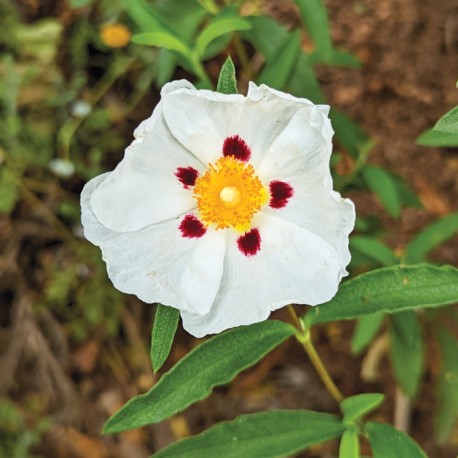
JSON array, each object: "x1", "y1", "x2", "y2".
[{"x1": 81, "y1": 80, "x2": 355, "y2": 337}]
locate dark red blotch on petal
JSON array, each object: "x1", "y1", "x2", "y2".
[
  {"x1": 237, "y1": 228, "x2": 261, "y2": 257},
  {"x1": 269, "y1": 180, "x2": 294, "y2": 209},
  {"x1": 175, "y1": 166, "x2": 199, "y2": 189},
  {"x1": 222, "y1": 135, "x2": 251, "y2": 162},
  {"x1": 179, "y1": 214, "x2": 206, "y2": 238}
]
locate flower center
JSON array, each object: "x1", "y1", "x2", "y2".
[
  {"x1": 193, "y1": 156, "x2": 267, "y2": 231},
  {"x1": 219, "y1": 186, "x2": 241, "y2": 208}
]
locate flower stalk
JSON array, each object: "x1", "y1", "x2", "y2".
[{"x1": 288, "y1": 305, "x2": 344, "y2": 404}]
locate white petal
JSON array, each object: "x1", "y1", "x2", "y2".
[
  {"x1": 162, "y1": 86, "x2": 307, "y2": 166},
  {"x1": 247, "y1": 82, "x2": 330, "y2": 116},
  {"x1": 90, "y1": 115, "x2": 204, "y2": 233},
  {"x1": 181, "y1": 212, "x2": 346, "y2": 337},
  {"x1": 133, "y1": 80, "x2": 196, "y2": 141},
  {"x1": 256, "y1": 107, "x2": 333, "y2": 180},
  {"x1": 82, "y1": 177, "x2": 226, "y2": 315},
  {"x1": 256, "y1": 108, "x2": 354, "y2": 272}
]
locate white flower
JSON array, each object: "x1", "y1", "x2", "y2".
[{"x1": 81, "y1": 80, "x2": 355, "y2": 337}]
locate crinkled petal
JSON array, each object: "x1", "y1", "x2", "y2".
[
  {"x1": 90, "y1": 115, "x2": 204, "y2": 233},
  {"x1": 257, "y1": 108, "x2": 354, "y2": 272},
  {"x1": 133, "y1": 80, "x2": 196, "y2": 140},
  {"x1": 82, "y1": 175, "x2": 226, "y2": 315},
  {"x1": 162, "y1": 85, "x2": 310, "y2": 166},
  {"x1": 256, "y1": 107, "x2": 333, "y2": 179},
  {"x1": 247, "y1": 82, "x2": 330, "y2": 116},
  {"x1": 181, "y1": 212, "x2": 345, "y2": 337}
]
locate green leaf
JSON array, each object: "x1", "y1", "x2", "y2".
[
  {"x1": 350, "y1": 236, "x2": 398, "y2": 267},
  {"x1": 416, "y1": 128, "x2": 458, "y2": 147},
  {"x1": 309, "y1": 49, "x2": 361, "y2": 68},
  {"x1": 216, "y1": 56, "x2": 238, "y2": 95},
  {"x1": 195, "y1": 12, "x2": 251, "y2": 57},
  {"x1": 434, "y1": 106, "x2": 458, "y2": 134},
  {"x1": 304, "y1": 264, "x2": 458, "y2": 326},
  {"x1": 362, "y1": 165, "x2": 402, "y2": 218},
  {"x1": 122, "y1": 0, "x2": 164, "y2": 34},
  {"x1": 132, "y1": 32, "x2": 191, "y2": 58},
  {"x1": 341, "y1": 393, "x2": 385, "y2": 422},
  {"x1": 366, "y1": 421, "x2": 427, "y2": 457},
  {"x1": 435, "y1": 328, "x2": 458, "y2": 442},
  {"x1": 329, "y1": 110, "x2": 371, "y2": 159},
  {"x1": 154, "y1": 410, "x2": 345, "y2": 458},
  {"x1": 389, "y1": 311, "x2": 423, "y2": 398},
  {"x1": 242, "y1": 16, "x2": 288, "y2": 61},
  {"x1": 351, "y1": 312, "x2": 385, "y2": 355},
  {"x1": 151, "y1": 305, "x2": 180, "y2": 373},
  {"x1": 196, "y1": 0, "x2": 219, "y2": 14},
  {"x1": 404, "y1": 212, "x2": 458, "y2": 264},
  {"x1": 287, "y1": 53, "x2": 326, "y2": 103},
  {"x1": 295, "y1": 0, "x2": 333, "y2": 61},
  {"x1": 257, "y1": 30, "x2": 302, "y2": 90},
  {"x1": 339, "y1": 427, "x2": 359, "y2": 458},
  {"x1": 104, "y1": 320, "x2": 295, "y2": 433}
]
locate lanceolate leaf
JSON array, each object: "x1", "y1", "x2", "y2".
[
  {"x1": 154, "y1": 410, "x2": 345, "y2": 458},
  {"x1": 362, "y1": 165, "x2": 402, "y2": 218},
  {"x1": 151, "y1": 304, "x2": 180, "y2": 373},
  {"x1": 216, "y1": 56, "x2": 238, "y2": 94},
  {"x1": 435, "y1": 328, "x2": 458, "y2": 442},
  {"x1": 295, "y1": 0, "x2": 333, "y2": 61},
  {"x1": 366, "y1": 422, "x2": 427, "y2": 457},
  {"x1": 304, "y1": 264, "x2": 458, "y2": 326},
  {"x1": 434, "y1": 106, "x2": 458, "y2": 134},
  {"x1": 257, "y1": 30, "x2": 301, "y2": 90},
  {"x1": 389, "y1": 311, "x2": 423, "y2": 398},
  {"x1": 339, "y1": 427, "x2": 359, "y2": 458},
  {"x1": 350, "y1": 236, "x2": 398, "y2": 267},
  {"x1": 104, "y1": 320, "x2": 295, "y2": 433},
  {"x1": 416, "y1": 128, "x2": 458, "y2": 147},
  {"x1": 404, "y1": 212, "x2": 458, "y2": 264},
  {"x1": 195, "y1": 13, "x2": 251, "y2": 57},
  {"x1": 351, "y1": 312, "x2": 385, "y2": 355},
  {"x1": 132, "y1": 32, "x2": 191, "y2": 58},
  {"x1": 341, "y1": 393, "x2": 385, "y2": 422}
]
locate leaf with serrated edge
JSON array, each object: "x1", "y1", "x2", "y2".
[
  {"x1": 305, "y1": 264, "x2": 458, "y2": 326},
  {"x1": 151, "y1": 304, "x2": 180, "y2": 373},
  {"x1": 104, "y1": 320, "x2": 294, "y2": 433},
  {"x1": 216, "y1": 56, "x2": 237, "y2": 94},
  {"x1": 366, "y1": 422, "x2": 427, "y2": 458},
  {"x1": 341, "y1": 393, "x2": 384, "y2": 422},
  {"x1": 154, "y1": 410, "x2": 345, "y2": 458}
]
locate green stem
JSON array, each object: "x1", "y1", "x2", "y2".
[{"x1": 287, "y1": 305, "x2": 344, "y2": 404}]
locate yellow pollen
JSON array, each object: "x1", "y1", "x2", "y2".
[
  {"x1": 219, "y1": 186, "x2": 241, "y2": 208},
  {"x1": 193, "y1": 156, "x2": 268, "y2": 230}
]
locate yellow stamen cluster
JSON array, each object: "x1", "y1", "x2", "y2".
[{"x1": 193, "y1": 156, "x2": 267, "y2": 231}]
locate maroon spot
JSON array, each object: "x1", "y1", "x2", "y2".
[
  {"x1": 269, "y1": 180, "x2": 294, "y2": 209},
  {"x1": 222, "y1": 135, "x2": 251, "y2": 162},
  {"x1": 179, "y1": 214, "x2": 206, "y2": 238},
  {"x1": 237, "y1": 228, "x2": 261, "y2": 257},
  {"x1": 175, "y1": 166, "x2": 199, "y2": 189}
]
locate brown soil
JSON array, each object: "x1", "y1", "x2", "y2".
[{"x1": 1, "y1": 0, "x2": 458, "y2": 457}]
